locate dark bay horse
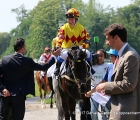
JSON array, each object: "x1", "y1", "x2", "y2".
[
  {"x1": 35, "y1": 71, "x2": 53, "y2": 108},
  {"x1": 55, "y1": 48, "x2": 91, "y2": 120}
]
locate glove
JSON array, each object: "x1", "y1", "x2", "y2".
[
  {"x1": 83, "y1": 39, "x2": 90, "y2": 46},
  {"x1": 71, "y1": 46, "x2": 79, "y2": 50}
]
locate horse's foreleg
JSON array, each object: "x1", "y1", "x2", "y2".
[
  {"x1": 78, "y1": 100, "x2": 86, "y2": 120},
  {"x1": 42, "y1": 86, "x2": 47, "y2": 108},
  {"x1": 46, "y1": 77, "x2": 53, "y2": 108},
  {"x1": 79, "y1": 97, "x2": 91, "y2": 120},
  {"x1": 39, "y1": 83, "x2": 44, "y2": 108},
  {"x1": 38, "y1": 83, "x2": 43, "y2": 104},
  {"x1": 50, "y1": 95, "x2": 53, "y2": 108},
  {"x1": 68, "y1": 98, "x2": 76, "y2": 120}
]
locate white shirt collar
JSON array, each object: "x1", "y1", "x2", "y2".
[
  {"x1": 15, "y1": 52, "x2": 23, "y2": 56},
  {"x1": 118, "y1": 43, "x2": 128, "y2": 57}
]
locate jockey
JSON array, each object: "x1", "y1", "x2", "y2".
[
  {"x1": 54, "y1": 8, "x2": 93, "y2": 79},
  {"x1": 38, "y1": 47, "x2": 52, "y2": 79},
  {"x1": 51, "y1": 36, "x2": 59, "y2": 52},
  {"x1": 51, "y1": 25, "x2": 63, "y2": 52}
]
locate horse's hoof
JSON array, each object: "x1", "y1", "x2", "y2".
[
  {"x1": 42, "y1": 105, "x2": 46, "y2": 109},
  {"x1": 50, "y1": 104, "x2": 53, "y2": 108}
]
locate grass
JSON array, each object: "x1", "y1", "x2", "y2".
[
  {"x1": 26, "y1": 83, "x2": 54, "y2": 104},
  {"x1": 26, "y1": 83, "x2": 40, "y2": 98}
]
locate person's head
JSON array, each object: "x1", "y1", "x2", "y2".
[
  {"x1": 44, "y1": 47, "x2": 51, "y2": 54},
  {"x1": 96, "y1": 49, "x2": 106, "y2": 65},
  {"x1": 106, "y1": 49, "x2": 118, "y2": 63},
  {"x1": 104, "y1": 23, "x2": 127, "y2": 51},
  {"x1": 14, "y1": 38, "x2": 26, "y2": 55},
  {"x1": 65, "y1": 8, "x2": 80, "y2": 26}
]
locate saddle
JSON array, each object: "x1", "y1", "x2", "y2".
[{"x1": 39, "y1": 71, "x2": 47, "y2": 83}]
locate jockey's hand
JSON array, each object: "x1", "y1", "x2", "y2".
[
  {"x1": 52, "y1": 48, "x2": 62, "y2": 57},
  {"x1": 2, "y1": 89, "x2": 10, "y2": 97},
  {"x1": 83, "y1": 39, "x2": 90, "y2": 44}
]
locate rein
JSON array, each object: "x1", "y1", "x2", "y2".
[{"x1": 61, "y1": 59, "x2": 91, "y2": 83}]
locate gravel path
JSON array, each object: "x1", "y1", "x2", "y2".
[
  {"x1": 24, "y1": 96, "x2": 80, "y2": 120},
  {"x1": 24, "y1": 96, "x2": 102, "y2": 120}
]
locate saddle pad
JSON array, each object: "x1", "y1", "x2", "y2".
[
  {"x1": 60, "y1": 61, "x2": 66, "y2": 75},
  {"x1": 47, "y1": 63, "x2": 56, "y2": 77}
]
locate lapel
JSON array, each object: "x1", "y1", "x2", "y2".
[{"x1": 112, "y1": 44, "x2": 130, "y2": 75}]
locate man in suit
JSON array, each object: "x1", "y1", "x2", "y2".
[
  {"x1": 95, "y1": 23, "x2": 140, "y2": 120},
  {"x1": 0, "y1": 38, "x2": 61, "y2": 120}
]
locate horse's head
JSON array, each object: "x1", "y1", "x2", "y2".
[{"x1": 67, "y1": 48, "x2": 90, "y2": 94}]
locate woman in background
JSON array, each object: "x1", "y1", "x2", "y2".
[
  {"x1": 90, "y1": 49, "x2": 109, "y2": 120},
  {"x1": 86, "y1": 49, "x2": 118, "y2": 120}
]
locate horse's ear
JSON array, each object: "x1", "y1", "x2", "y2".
[{"x1": 68, "y1": 52, "x2": 73, "y2": 60}]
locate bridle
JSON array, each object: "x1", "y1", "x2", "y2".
[{"x1": 61, "y1": 48, "x2": 91, "y2": 94}]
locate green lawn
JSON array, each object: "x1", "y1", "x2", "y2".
[{"x1": 26, "y1": 83, "x2": 40, "y2": 98}]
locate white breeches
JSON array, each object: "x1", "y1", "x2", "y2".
[{"x1": 60, "y1": 48, "x2": 91, "y2": 61}]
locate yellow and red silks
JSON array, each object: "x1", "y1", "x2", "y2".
[{"x1": 56, "y1": 23, "x2": 90, "y2": 49}]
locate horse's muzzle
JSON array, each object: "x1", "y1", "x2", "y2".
[{"x1": 79, "y1": 82, "x2": 87, "y2": 94}]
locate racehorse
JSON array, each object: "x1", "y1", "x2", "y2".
[
  {"x1": 54, "y1": 47, "x2": 91, "y2": 120},
  {"x1": 35, "y1": 71, "x2": 53, "y2": 108}
]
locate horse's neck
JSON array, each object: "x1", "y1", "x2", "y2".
[{"x1": 65, "y1": 61, "x2": 74, "y2": 79}]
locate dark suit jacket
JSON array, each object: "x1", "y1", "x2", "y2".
[
  {"x1": 0, "y1": 53, "x2": 55, "y2": 97},
  {"x1": 105, "y1": 44, "x2": 140, "y2": 120}
]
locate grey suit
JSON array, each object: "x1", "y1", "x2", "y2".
[{"x1": 105, "y1": 44, "x2": 140, "y2": 120}]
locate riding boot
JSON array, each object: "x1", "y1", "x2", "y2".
[
  {"x1": 54, "y1": 60, "x2": 62, "y2": 79},
  {"x1": 48, "y1": 77, "x2": 54, "y2": 98}
]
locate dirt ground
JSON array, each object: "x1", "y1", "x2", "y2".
[
  {"x1": 24, "y1": 97, "x2": 80, "y2": 120},
  {"x1": 24, "y1": 97, "x2": 101, "y2": 120}
]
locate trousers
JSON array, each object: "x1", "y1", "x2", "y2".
[{"x1": 0, "y1": 96, "x2": 25, "y2": 120}]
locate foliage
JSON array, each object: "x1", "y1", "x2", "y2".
[
  {"x1": 27, "y1": 0, "x2": 65, "y2": 58},
  {"x1": 113, "y1": 4, "x2": 140, "y2": 52},
  {"x1": 1, "y1": 0, "x2": 140, "y2": 58},
  {"x1": 0, "y1": 33, "x2": 11, "y2": 58}
]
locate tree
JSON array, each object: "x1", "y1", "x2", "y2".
[
  {"x1": 11, "y1": 5, "x2": 32, "y2": 37},
  {"x1": 0, "y1": 33, "x2": 11, "y2": 58},
  {"x1": 28, "y1": 0, "x2": 64, "y2": 58},
  {"x1": 114, "y1": 4, "x2": 140, "y2": 52}
]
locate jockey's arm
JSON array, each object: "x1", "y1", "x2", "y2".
[
  {"x1": 52, "y1": 38, "x2": 56, "y2": 50},
  {"x1": 38, "y1": 55, "x2": 45, "y2": 64},
  {"x1": 81, "y1": 28, "x2": 90, "y2": 49},
  {"x1": 81, "y1": 39, "x2": 90, "y2": 49}
]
